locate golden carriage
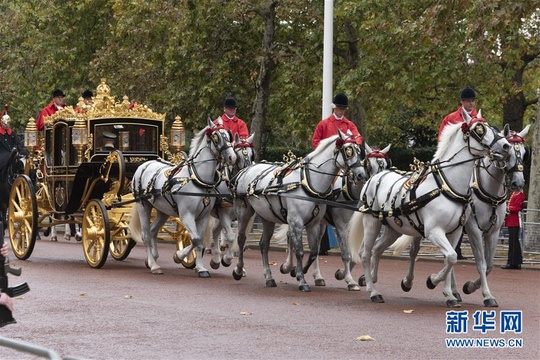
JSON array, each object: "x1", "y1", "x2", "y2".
[{"x1": 8, "y1": 79, "x2": 196, "y2": 269}]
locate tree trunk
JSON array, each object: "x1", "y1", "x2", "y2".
[
  {"x1": 502, "y1": 66, "x2": 526, "y2": 131},
  {"x1": 251, "y1": 1, "x2": 277, "y2": 161},
  {"x1": 524, "y1": 89, "x2": 540, "y2": 251}
]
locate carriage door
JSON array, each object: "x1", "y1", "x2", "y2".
[{"x1": 48, "y1": 121, "x2": 76, "y2": 211}]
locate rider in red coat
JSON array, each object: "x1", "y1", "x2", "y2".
[
  {"x1": 438, "y1": 87, "x2": 478, "y2": 141},
  {"x1": 214, "y1": 97, "x2": 249, "y2": 140},
  {"x1": 311, "y1": 93, "x2": 362, "y2": 149},
  {"x1": 36, "y1": 89, "x2": 66, "y2": 131}
]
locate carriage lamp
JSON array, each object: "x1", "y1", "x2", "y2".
[
  {"x1": 72, "y1": 116, "x2": 88, "y2": 163},
  {"x1": 24, "y1": 117, "x2": 38, "y2": 152},
  {"x1": 170, "y1": 116, "x2": 186, "y2": 151},
  {"x1": 119, "y1": 131, "x2": 130, "y2": 151}
]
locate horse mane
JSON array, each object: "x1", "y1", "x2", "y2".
[
  {"x1": 433, "y1": 122, "x2": 463, "y2": 161},
  {"x1": 188, "y1": 126, "x2": 208, "y2": 157},
  {"x1": 306, "y1": 135, "x2": 339, "y2": 159}
]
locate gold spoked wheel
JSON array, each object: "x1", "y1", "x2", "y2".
[
  {"x1": 8, "y1": 175, "x2": 38, "y2": 260},
  {"x1": 82, "y1": 199, "x2": 110, "y2": 268},
  {"x1": 173, "y1": 221, "x2": 196, "y2": 269},
  {"x1": 110, "y1": 228, "x2": 136, "y2": 261}
]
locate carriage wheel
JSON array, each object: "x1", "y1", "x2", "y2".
[
  {"x1": 110, "y1": 228, "x2": 136, "y2": 261},
  {"x1": 102, "y1": 150, "x2": 126, "y2": 197},
  {"x1": 8, "y1": 175, "x2": 38, "y2": 260},
  {"x1": 174, "y1": 225, "x2": 196, "y2": 269},
  {"x1": 82, "y1": 199, "x2": 110, "y2": 268}
]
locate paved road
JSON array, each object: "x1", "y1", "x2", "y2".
[{"x1": 1, "y1": 239, "x2": 539, "y2": 360}]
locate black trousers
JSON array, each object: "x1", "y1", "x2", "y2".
[{"x1": 506, "y1": 227, "x2": 522, "y2": 266}]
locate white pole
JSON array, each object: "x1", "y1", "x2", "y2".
[{"x1": 322, "y1": 0, "x2": 334, "y2": 119}]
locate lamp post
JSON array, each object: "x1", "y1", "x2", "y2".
[{"x1": 72, "y1": 116, "x2": 88, "y2": 164}]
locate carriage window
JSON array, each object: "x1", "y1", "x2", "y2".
[{"x1": 94, "y1": 124, "x2": 159, "y2": 153}]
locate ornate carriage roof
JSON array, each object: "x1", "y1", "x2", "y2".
[{"x1": 44, "y1": 78, "x2": 166, "y2": 126}]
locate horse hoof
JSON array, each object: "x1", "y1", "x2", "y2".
[
  {"x1": 290, "y1": 269, "x2": 296, "y2": 278},
  {"x1": 462, "y1": 281, "x2": 474, "y2": 295},
  {"x1": 232, "y1": 269, "x2": 243, "y2": 281},
  {"x1": 453, "y1": 292, "x2": 463, "y2": 303},
  {"x1": 335, "y1": 269, "x2": 345, "y2": 281},
  {"x1": 426, "y1": 276, "x2": 436, "y2": 289},
  {"x1": 151, "y1": 269, "x2": 163, "y2": 275},
  {"x1": 210, "y1": 260, "x2": 220, "y2": 270},
  {"x1": 173, "y1": 253, "x2": 181, "y2": 264},
  {"x1": 484, "y1": 298, "x2": 499, "y2": 307},
  {"x1": 220, "y1": 245, "x2": 227, "y2": 252},
  {"x1": 198, "y1": 271, "x2": 211, "y2": 278},
  {"x1": 298, "y1": 284, "x2": 311, "y2": 292},
  {"x1": 358, "y1": 274, "x2": 366, "y2": 287},
  {"x1": 50, "y1": 236, "x2": 58, "y2": 242},
  {"x1": 401, "y1": 280, "x2": 412, "y2": 292},
  {"x1": 266, "y1": 279, "x2": 277, "y2": 287},
  {"x1": 221, "y1": 258, "x2": 231, "y2": 268},
  {"x1": 75, "y1": 235, "x2": 82, "y2": 242},
  {"x1": 279, "y1": 264, "x2": 288, "y2": 274},
  {"x1": 348, "y1": 284, "x2": 361, "y2": 291},
  {"x1": 145, "y1": 259, "x2": 150, "y2": 269},
  {"x1": 315, "y1": 279, "x2": 326, "y2": 287},
  {"x1": 446, "y1": 299, "x2": 461, "y2": 308},
  {"x1": 44, "y1": 228, "x2": 51, "y2": 236},
  {"x1": 371, "y1": 295, "x2": 385, "y2": 303}
]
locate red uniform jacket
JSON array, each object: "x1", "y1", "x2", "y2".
[
  {"x1": 438, "y1": 106, "x2": 478, "y2": 141},
  {"x1": 311, "y1": 114, "x2": 362, "y2": 149},
  {"x1": 214, "y1": 115, "x2": 249, "y2": 140},
  {"x1": 36, "y1": 102, "x2": 63, "y2": 130},
  {"x1": 505, "y1": 190, "x2": 525, "y2": 227}
]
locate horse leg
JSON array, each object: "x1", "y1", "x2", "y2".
[
  {"x1": 260, "y1": 219, "x2": 277, "y2": 287},
  {"x1": 279, "y1": 229, "x2": 294, "y2": 276},
  {"x1": 210, "y1": 216, "x2": 223, "y2": 269},
  {"x1": 360, "y1": 217, "x2": 385, "y2": 303},
  {"x1": 401, "y1": 237, "x2": 421, "y2": 292},
  {"x1": 232, "y1": 203, "x2": 254, "y2": 281},
  {"x1": 307, "y1": 224, "x2": 326, "y2": 287},
  {"x1": 136, "y1": 202, "x2": 163, "y2": 274},
  {"x1": 292, "y1": 219, "x2": 313, "y2": 292},
  {"x1": 181, "y1": 214, "x2": 212, "y2": 278},
  {"x1": 219, "y1": 209, "x2": 236, "y2": 268},
  {"x1": 332, "y1": 214, "x2": 361, "y2": 291},
  {"x1": 424, "y1": 230, "x2": 460, "y2": 307}
]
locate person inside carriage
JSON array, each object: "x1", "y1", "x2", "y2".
[
  {"x1": 311, "y1": 93, "x2": 363, "y2": 255},
  {"x1": 100, "y1": 131, "x2": 117, "y2": 151}
]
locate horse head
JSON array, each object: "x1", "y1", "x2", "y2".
[
  {"x1": 364, "y1": 143, "x2": 392, "y2": 179},
  {"x1": 233, "y1": 133, "x2": 255, "y2": 172},
  {"x1": 333, "y1": 130, "x2": 364, "y2": 175},
  {"x1": 205, "y1": 118, "x2": 237, "y2": 166},
  {"x1": 460, "y1": 109, "x2": 511, "y2": 160},
  {"x1": 502, "y1": 124, "x2": 530, "y2": 190}
]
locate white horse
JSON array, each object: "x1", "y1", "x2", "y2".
[
  {"x1": 348, "y1": 110, "x2": 511, "y2": 307},
  {"x1": 204, "y1": 133, "x2": 256, "y2": 270},
  {"x1": 390, "y1": 124, "x2": 530, "y2": 307},
  {"x1": 129, "y1": 119, "x2": 237, "y2": 276},
  {"x1": 276, "y1": 143, "x2": 390, "y2": 291},
  {"x1": 231, "y1": 130, "x2": 364, "y2": 291}
]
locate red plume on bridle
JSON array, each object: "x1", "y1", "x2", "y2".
[{"x1": 507, "y1": 131, "x2": 525, "y2": 144}]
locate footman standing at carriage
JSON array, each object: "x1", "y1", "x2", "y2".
[
  {"x1": 36, "y1": 88, "x2": 66, "y2": 131},
  {"x1": 312, "y1": 93, "x2": 362, "y2": 255},
  {"x1": 214, "y1": 97, "x2": 249, "y2": 140},
  {"x1": 501, "y1": 187, "x2": 525, "y2": 270},
  {"x1": 438, "y1": 87, "x2": 479, "y2": 260}
]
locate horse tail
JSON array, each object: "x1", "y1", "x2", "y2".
[
  {"x1": 128, "y1": 205, "x2": 143, "y2": 244},
  {"x1": 347, "y1": 211, "x2": 365, "y2": 264},
  {"x1": 202, "y1": 217, "x2": 215, "y2": 249},
  {"x1": 390, "y1": 235, "x2": 415, "y2": 255},
  {"x1": 273, "y1": 224, "x2": 289, "y2": 245}
]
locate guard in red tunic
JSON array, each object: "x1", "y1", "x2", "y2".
[
  {"x1": 214, "y1": 97, "x2": 249, "y2": 140},
  {"x1": 311, "y1": 93, "x2": 362, "y2": 150},
  {"x1": 501, "y1": 188, "x2": 525, "y2": 269},
  {"x1": 36, "y1": 89, "x2": 66, "y2": 130}
]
